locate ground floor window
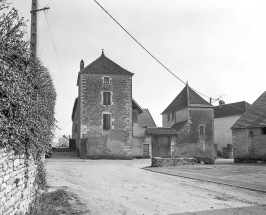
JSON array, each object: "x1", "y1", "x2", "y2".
[
  {"x1": 103, "y1": 114, "x2": 111, "y2": 130},
  {"x1": 261, "y1": 127, "x2": 266, "y2": 135}
]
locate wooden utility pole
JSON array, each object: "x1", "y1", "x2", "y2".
[{"x1": 30, "y1": 0, "x2": 50, "y2": 60}]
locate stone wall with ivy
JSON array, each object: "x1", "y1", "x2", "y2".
[
  {"x1": 0, "y1": 1, "x2": 56, "y2": 214},
  {"x1": 0, "y1": 148, "x2": 39, "y2": 215}
]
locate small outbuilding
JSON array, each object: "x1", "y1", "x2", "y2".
[{"x1": 231, "y1": 91, "x2": 266, "y2": 162}]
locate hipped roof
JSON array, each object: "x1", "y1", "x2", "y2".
[
  {"x1": 77, "y1": 53, "x2": 133, "y2": 85},
  {"x1": 232, "y1": 91, "x2": 266, "y2": 129},
  {"x1": 161, "y1": 84, "x2": 212, "y2": 114}
]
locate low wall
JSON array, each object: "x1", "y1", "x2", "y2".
[
  {"x1": 151, "y1": 157, "x2": 197, "y2": 167},
  {"x1": 0, "y1": 148, "x2": 38, "y2": 215}
]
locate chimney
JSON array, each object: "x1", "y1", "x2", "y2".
[
  {"x1": 80, "y1": 59, "x2": 84, "y2": 71},
  {"x1": 219, "y1": 100, "x2": 225, "y2": 108}
]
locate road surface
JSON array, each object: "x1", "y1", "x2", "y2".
[{"x1": 46, "y1": 158, "x2": 266, "y2": 215}]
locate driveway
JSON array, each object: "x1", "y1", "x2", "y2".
[{"x1": 46, "y1": 158, "x2": 266, "y2": 215}]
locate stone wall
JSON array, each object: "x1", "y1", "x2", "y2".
[
  {"x1": 151, "y1": 157, "x2": 197, "y2": 167},
  {"x1": 173, "y1": 108, "x2": 215, "y2": 159},
  {"x1": 79, "y1": 74, "x2": 133, "y2": 159},
  {"x1": 0, "y1": 148, "x2": 38, "y2": 215},
  {"x1": 232, "y1": 128, "x2": 266, "y2": 162}
]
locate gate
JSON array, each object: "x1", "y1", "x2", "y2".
[{"x1": 151, "y1": 136, "x2": 171, "y2": 158}]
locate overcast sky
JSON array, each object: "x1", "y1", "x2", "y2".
[{"x1": 8, "y1": 0, "x2": 266, "y2": 140}]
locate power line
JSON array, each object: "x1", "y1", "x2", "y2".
[
  {"x1": 94, "y1": 0, "x2": 218, "y2": 101},
  {"x1": 94, "y1": 0, "x2": 186, "y2": 85},
  {"x1": 44, "y1": 11, "x2": 71, "y2": 99},
  {"x1": 45, "y1": 0, "x2": 54, "y2": 7}
]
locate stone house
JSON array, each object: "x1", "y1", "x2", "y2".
[
  {"x1": 71, "y1": 51, "x2": 156, "y2": 159},
  {"x1": 161, "y1": 84, "x2": 215, "y2": 162},
  {"x1": 231, "y1": 91, "x2": 266, "y2": 162},
  {"x1": 214, "y1": 101, "x2": 250, "y2": 157}
]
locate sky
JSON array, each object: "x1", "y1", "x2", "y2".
[{"x1": 6, "y1": 0, "x2": 266, "y2": 141}]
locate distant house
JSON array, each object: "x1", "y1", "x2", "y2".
[
  {"x1": 214, "y1": 101, "x2": 250, "y2": 157},
  {"x1": 71, "y1": 51, "x2": 156, "y2": 159},
  {"x1": 231, "y1": 91, "x2": 266, "y2": 162},
  {"x1": 161, "y1": 84, "x2": 215, "y2": 161}
]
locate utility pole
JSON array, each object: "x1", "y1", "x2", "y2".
[{"x1": 30, "y1": 0, "x2": 50, "y2": 61}]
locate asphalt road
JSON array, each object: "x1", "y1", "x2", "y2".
[{"x1": 46, "y1": 158, "x2": 266, "y2": 215}]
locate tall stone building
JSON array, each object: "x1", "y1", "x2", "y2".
[{"x1": 72, "y1": 51, "x2": 155, "y2": 159}]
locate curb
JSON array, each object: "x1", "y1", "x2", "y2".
[{"x1": 143, "y1": 167, "x2": 266, "y2": 194}]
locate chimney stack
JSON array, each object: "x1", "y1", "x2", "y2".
[
  {"x1": 80, "y1": 60, "x2": 84, "y2": 71},
  {"x1": 219, "y1": 100, "x2": 225, "y2": 108}
]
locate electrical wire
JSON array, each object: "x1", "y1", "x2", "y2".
[
  {"x1": 44, "y1": 11, "x2": 71, "y2": 100},
  {"x1": 45, "y1": 0, "x2": 54, "y2": 7},
  {"x1": 94, "y1": 0, "x2": 219, "y2": 101}
]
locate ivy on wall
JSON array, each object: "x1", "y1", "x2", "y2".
[{"x1": 0, "y1": 1, "x2": 56, "y2": 189}]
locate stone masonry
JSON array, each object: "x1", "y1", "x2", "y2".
[{"x1": 0, "y1": 148, "x2": 38, "y2": 215}]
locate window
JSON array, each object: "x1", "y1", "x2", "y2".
[
  {"x1": 103, "y1": 77, "x2": 110, "y2": 85},
  {"x1": 249, "y1": 130, "x2": 254, "y2": 137},
  {"x1": 103, "y1": 114, "x2": 111, "y2": 130},
  {"x1": 199, "y1": 125, "x2": 205, "y2": 135},
  {"x1": 74, "y1": 123, "x2": 77, "y2": 133},
  {"x1": 171, "y1": 112, "x2": 175, "y2": 121},
  {"x1": 261, "y1": 127, "x2": 266, "y2": 135},
  {"x1": 103, "y1": 92, "x2": 111, "y2": 105},
  {"x1": 167, "y1": 114, "x2": 171, "y2": 122}
]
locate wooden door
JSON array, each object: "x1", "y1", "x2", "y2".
[
  {"x1": 151, "y1": 136, "x2": 171, "y2": 158},
  {"x1": 143, "y1": 144, "x2": 149, "y2": 157}
]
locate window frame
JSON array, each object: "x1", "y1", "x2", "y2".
[
  {"x1": 167, "y1": 113, "x2": 171, "y2": 122},
  {"x1": 103, "y1": 77, "x2": 110, "y2": 85},
  {"x1": 199, "y1": 125, "x2": 205, "y2": 135},
  {"x1": 102, "y1": 91, "x2": 112, "y2": 105},
  {"x1": 171, "y1": 112, "x2": 175, "y2": 121},
  {"x1": 103, "y1": 114, "x2": 111, "y2": 130}
]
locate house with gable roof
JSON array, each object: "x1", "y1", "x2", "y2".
[
  {"x1": 231, "y1": 91, "x2": 266, "y2": 162},
  {"x1": 161, "y1": 84, "x2": 215, "y2": 161},
  {"x1": 71, "y1": 51, "x2": 156, "y2": 159},
  {"x1": 214, "y1": 101, "x2": 250, "y2": 157}
]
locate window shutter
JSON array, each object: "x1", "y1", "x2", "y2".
[
  {"x1": 107, "y1": 114, "x2": 111, "y2": 129},
  {"x1": 107, "y1": 92, "x2": 111, "y2": 105}
]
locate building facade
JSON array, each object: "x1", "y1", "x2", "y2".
[
  {"x1": 161, "y1": 84, "x2": 215, "y2": 162},
  {"x1": 214, "y1": 101, "x2": 250, "y2": 157},
  {"x1": 72, "y1": 52, "x2": 156, "y2": 159},
  {"x1": 231, "y1": 91, "x2": 266, "y2": 162}
]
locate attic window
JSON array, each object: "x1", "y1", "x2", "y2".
[
  {"x1": 171, "y1": 112, "x2": 175, "y2": 121},
  {"x1": 261, "y1": 127, "x2": 266, "y2": 135},
  {"x1": 167, "y1": 114, "x2": 171, "y2": 122},
  {"x1": 103, "y1": 77, "x2": 110, "y2": 85}
]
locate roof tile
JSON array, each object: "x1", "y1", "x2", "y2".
[{"x1": 232, "y1": 91, "x2": 266, "y2": 129}]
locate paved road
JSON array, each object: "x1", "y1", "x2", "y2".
[{"x1": 46, "y1": 158, "x2": 266, "y2": 215}]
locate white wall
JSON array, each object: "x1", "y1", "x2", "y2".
[
  {"x1": 214, "y1": 115, "x2": 240, "y2": 154},
  {"x1": 162, "y1": 108, "x2": 188, "y2": 127}
]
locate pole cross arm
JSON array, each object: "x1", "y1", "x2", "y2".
[{"x1": 30, "y1": 7, "x2": 50, "y2": 13}]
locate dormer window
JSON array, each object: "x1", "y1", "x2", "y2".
[{"x1": 103, "y1": 77, "x2": 110, "y2": 85}]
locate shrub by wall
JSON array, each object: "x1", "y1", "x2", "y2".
[{"x1": 0, "y1": 2, "x2": 56, "y2": 214}]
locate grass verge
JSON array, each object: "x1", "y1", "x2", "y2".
[{"x1": 26, "y1": 188, "x2": 88, "y2": 215}]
